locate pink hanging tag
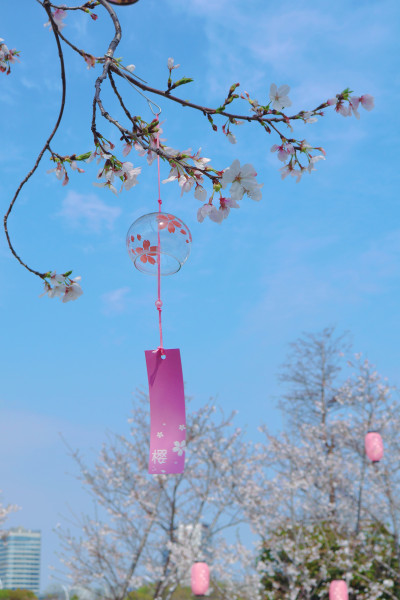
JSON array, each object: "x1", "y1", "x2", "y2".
[{"x1": 145, "y1": 348, "x2": 186, "y2": 474}]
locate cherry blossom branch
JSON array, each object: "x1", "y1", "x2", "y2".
[
  {"x1": 91, "y1": 0, "x2": 121, "y2": 146},
  {"x1": 3, "y1": 0, "x2": 67, "y2": 279},
  {"x1": 112, "y1": 65, "x2": 326, "y2": 126}
]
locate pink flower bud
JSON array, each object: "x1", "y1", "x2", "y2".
[{"x1": 360, "y1": 94, "x2": 374, "y2": 111}]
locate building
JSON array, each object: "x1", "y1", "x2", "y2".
[{"x1": 0, "y1": 527, "x2": 41, "y2": 595}]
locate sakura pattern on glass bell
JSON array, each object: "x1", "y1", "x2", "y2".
[{"x1": 126, "y1": 212, "x2": 192, "y2": 276}]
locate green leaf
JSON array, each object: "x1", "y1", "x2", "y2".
[
  {"x1": 172, "y1": 77, "x2": 194, "y2": 89},
  {"x1": 75, "y1": 151, "x2": 92, "y2": 161}
]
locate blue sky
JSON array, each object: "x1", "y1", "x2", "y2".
[{"x1": 1, "y1": 0, "x2": 400, "y2": 591}]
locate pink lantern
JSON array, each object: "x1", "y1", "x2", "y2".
[
  {"x1": 191, "y1": 562, "x2": 210, "y2": 596},
  {"x1": 365, "y1": 431, "x2": 384, "y2": 462},
  {"x1": 329, "y1": 580, "x2": 348, "y2": 600}
]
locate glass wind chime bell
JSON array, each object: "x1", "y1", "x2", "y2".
[{"x1": 126, "y1": 119, "x2": 191, "y2": 476}]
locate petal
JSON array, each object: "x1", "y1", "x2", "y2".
[{"x1": 278, "y1": 84, "x2": 290, "y2": 97}]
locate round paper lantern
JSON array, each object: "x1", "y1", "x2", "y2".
[
  {"x1": 329, "y1": 580, "x2": 348, "y2": 600},
  {"x1": 365, "y1": 431, "x2": 384, "y2": 462},
  {"x1": 191, "y1": 562, "x2": 209, "y2": 596},
  {"x1": 126, "y1": 212, "x2": 192, "y2": 275}
]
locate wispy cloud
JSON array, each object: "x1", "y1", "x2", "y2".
[
  {"x1": 242, "y1": 227, "x2": 400, "y2": 336},
  {"x1": 56, "y1": 190, "x2": 121, "y2": 232},
  {"x1": 167, "y1": 0, "x2": 396, "y2": 101},
  {"x1": 101, "y1": 287, "x2": 132, "y2": 315}
]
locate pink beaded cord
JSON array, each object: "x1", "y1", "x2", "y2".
[{"x1": 155, "y1": 114, "x2": 164, "y2": 356}]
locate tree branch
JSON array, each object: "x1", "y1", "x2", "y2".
[{"x1": 3, "y1": 0, "x2": 67, "y2": 278}]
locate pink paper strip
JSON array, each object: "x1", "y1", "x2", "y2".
[{"x1": 145, "y1": 348, "x2": 186, "y2": 474}]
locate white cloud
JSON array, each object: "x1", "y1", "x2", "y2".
[
  {"x1": 57, "y1": 190, "x2": 121, "y2": 232},
  {"x1": 167, "y1": 0, "x2": 395, "y2": 101},
  {"x1": 101, "y1": 287, "x2": 131, "y2": 315}
]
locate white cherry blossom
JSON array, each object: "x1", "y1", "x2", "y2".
[
  {"x1": 307, "y1": 154, "x2": 325, "y2": 173},
  {"x1": 167, "y1": 57, "x2": 180, "y2": 70},
  {"x1": 119, "y1": 161, "x2": 141, "y2": 191},
  {"x1": 44, "y1": 8, "x2": 67, "y2": 31},
  {"x1": 62, "y1": 277, "x2": 83, "y2": 303},
  {"x1": 269, "y1": 83, "x2": 292, "y2": 111},
  {"x1": 197, "y1": 203, "x2": 219, "y2": 223},
  {"x1": 221, "y1": 159, "x2": 263, "y2": 202},
  {"x1": 194, "y1": 184, "x2": 207, "y2": 202},
  {"x1": 47, "y1": 163, "x2": 65, "y2": 180}
]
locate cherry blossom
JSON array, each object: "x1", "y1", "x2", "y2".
[
  {"x1": 350, "y1": 94, "x2": 375, "y2": 118},
  {"x1": 197, "y1": 203, "x2": 219, "y2": 223},
  {"x1": 194, "y1": 184, "x2": 208, "y2": 202},
  {"x1": 47, "y1": 163, "x2": 65, "y2": 181},
  {"x1": 222, "y1": 124, "x2": 237, "y2": 144},
  {"x1": 178, "y1": 175, "x2": 195, "y2": 196},
  {"x1": 93, "y1": 179, "x2": 118, "y2": 195},
  {"x1": 84, "y1": 54, "x2": 95, "y2": 69},
  {"x1": 280, "y1": 162, "x2": 304, "y2": 183},
  {"x1": 44, "y1": 8, "x2": 67, "y2": 32},
  {"x1": 221, "y1": 159, "x2": 263, "y2": 202},
  {"x1": 122, "y1": 143, "x2": 132, "y2": 157},
  {"x1": 134, "y1": 140, "x2": 157, "y2": 166},
  {"x1": 167, "y1": 57, "x2": 180, "y2": 70},
  {"x1": 2, "y1": 1, "x2": 376, "y2": 294},
  {"x1": 70, "y1": 160, "x2": 84, "y2": 173},
  {"x1": 360, "y1": 93, "x2": 374, "y2": 111},
  {"x1": 191, "y1": 148, "x2": 211, "y2": 171},
  {"x1": 302, "y1": 111, "x2": 318, "y2": 124},
  {"x1": 336, "y1": 101, "x2": 351, "y2": 117},
  {"x1": 118, "y1": 161, "x2": 141, "y2": 191},
  {"x1": 62, "y1": 277, "x2": 83, "y2": 303},
  {"x1": 269, "y1": 83, "x2": 292, "y2": 111},
  {"x1": 271, "y1": 142, "x2": 295, "y2": 162},
  {"x1": 0, "y1": 39, "x2": 19, "y2": 75},
  {"x1": 40, "y1": 272, "x2": 83, "y2": 303},
  {"x1": 307, "y1": 154, "x2": 326, "y2": 173}
]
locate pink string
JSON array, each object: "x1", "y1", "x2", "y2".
[{"x1": 155, "y1": 115, "x2": 164, "y2": 355}]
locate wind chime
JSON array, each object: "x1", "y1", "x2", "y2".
[{"x1": 126, "y1": 116, "x2": 192, "y2": 475}]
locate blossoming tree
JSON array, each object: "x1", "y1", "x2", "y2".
[
  {"x1": 56, "y1": 329, "x2": 400, "y2": 599},
  {"x1": 245, "y1": 328, "x2": 400, "y2": 600},
  {"x1": 57, "y1": 394, "x2": 261, "y2": 600},
  {"x1": 1, "y1": 1, "x2": 374, "y2": 301}
]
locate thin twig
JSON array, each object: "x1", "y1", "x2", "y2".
[
  {"x1": 3, "y1": 0, "x2": 67, "y2": 278},
  {"x1": 111, "y1": 65, "x2": 329, "y2": 126}
]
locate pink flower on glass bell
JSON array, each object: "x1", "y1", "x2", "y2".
[
  {"x1": 329, "y1": 580, "x2": 348, "y2": 600},
  {"x1": 191, "y1": 562, "x2": 210, "y2": 596},
  {"x1": 365, "y1": 431, "x2": 384, "y2": 462}
]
